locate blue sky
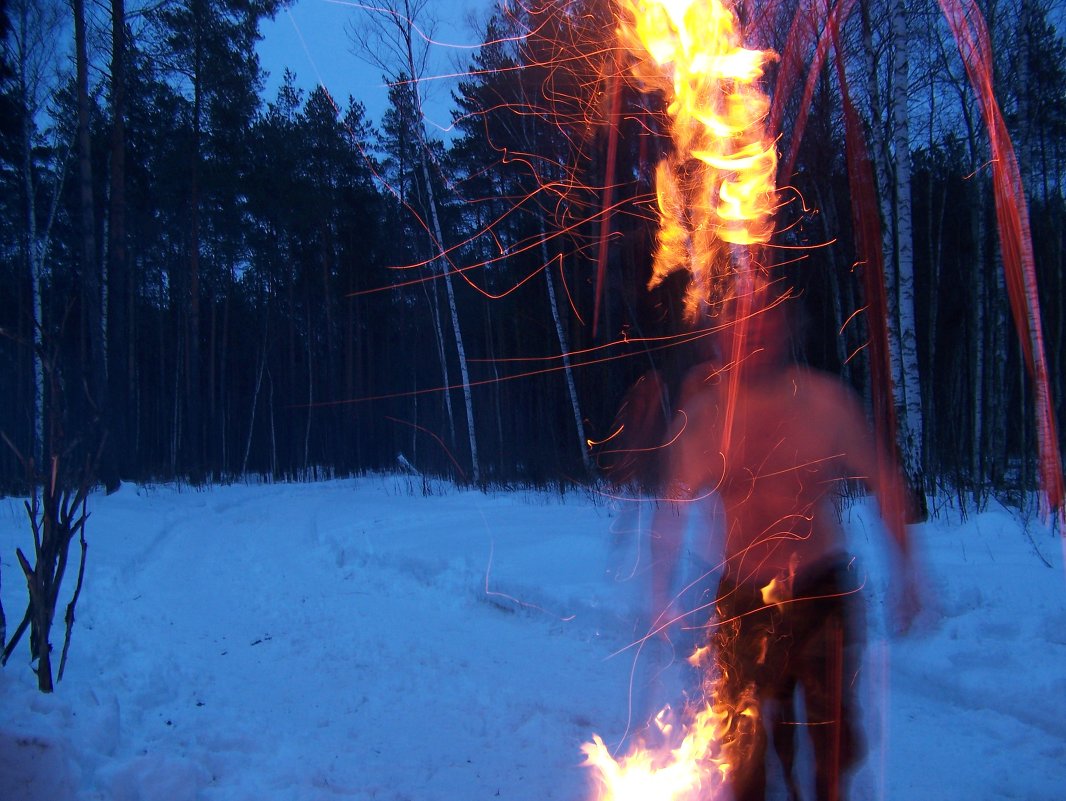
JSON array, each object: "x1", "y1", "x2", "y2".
[{"x1": 256, "y1": 0, "x2": 493, "y2": 136}]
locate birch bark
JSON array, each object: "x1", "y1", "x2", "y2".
[
  {"x1": 10, "y1": 0, "x2": 68, "y2": 465},
  {"x1": 541, "y1": 237, "x2": 591, "y2": 472},
  {"x1": 890, "y1": 0, "x2": 924, "y2": 485}
]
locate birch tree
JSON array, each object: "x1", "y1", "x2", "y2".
[
  {"x1": 105, "y1": 0, "x2": 128, "y2": 491},
  {"x1": 888, "y1": 0, "x2": 923, "y2": 491},
  {"x1": 378, "y1": 78, "x2": 457, "y2": 451},
  {"x1": 350, "y1": 0, "x2": 481, "y2": 483},
  {"x1": 450, "y1": 11, "x2": 592, "y2": 474},
  {"x1": 860, "y1": 0, "x2": 925, "y2": 502},
  {"x1": 4, "y1": 0, "x2": 70, "y2": 467}
]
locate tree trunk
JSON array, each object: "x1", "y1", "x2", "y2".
[
  {"x1": 987, "y1": 183, "x2": 1008, "y2": 486},
  {"x1": 377, "y1": 0, "x2": 479, "y2": 482},
  {"x1": 187, "y1": 0, "x2": 204, "y2": 482},
  {"x1": 923, "y1": 179, "x2": 944, "y2": 478},
  {"x1": 429, "y1": 189, "x2": 479, "y2": 483},
  {"x1": 814, "y1": 182, "x2": 852, "y2": 383},
  {"x1": 15, "y1": 31, "x2": 69, "y2": 466},
  {"x1": 242, "y1": 342, "x2": 266, "y2": 475},
  {"x1": 219, "y1": 279, "x2": 230, "y2": 475},
  {"x1": 410, "y1": 109, "x2": 478, "y2": 483},
  {"x1": 171, "y1": 331, "x2": 182, "y2": 476},
  {"x1": 422, "y1": 251, "x2": 455, "y2": 448},
  {"x1": 861, "y1": 0, "x2": 904, "y2": 418},
  {"x1": 74, "y1": 0, "x2": 105, "y2": 461},
  {"x1": 303, "y1": 306, "x2": 313, "y2": 473},
  {"x1": 541, "y1": 236, "x2": 590, "y2": 473},
  {"x1": 268, "y1": 368, "x2": 277, "y2": 478},
  {"x1": 889, "y1": 0, "x2": 923, "y2": 494},
  {"x1": 971, "y1": 183, "x2": 985, "y2": 486},
  {"x1": 105, "y1": 0, "x2": 127, "y2": 491},
  {"x1": 24, "y1": 117, "x2": 45, "y2": 467}
]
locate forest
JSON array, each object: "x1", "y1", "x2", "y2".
[{"x1": 1, "y1": 0, "x2": 1064, "y2": 504}]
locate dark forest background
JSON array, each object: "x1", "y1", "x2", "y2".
[{"x1": 0, "y1": 0, "x2": 1063, "y2": 504}]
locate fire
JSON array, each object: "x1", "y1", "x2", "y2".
[
  {"x1": 581, "y1": 702, "x2": 735, "y2": 801},
  {"x1": 617, "y1": 0, "x2": 778, "y2": 316},
  {"x1": 583, "y1": 584, "x2": 769, "y2": 801},
  {"x1": 760, "y1": 553, "x2": 797, "y2": 609},
  {"x1": 582, "y1": 643, "x2": 760, "y2": 801},
  {"x1": 582, "y1": 579, "x2": 773, "y2": 801}
]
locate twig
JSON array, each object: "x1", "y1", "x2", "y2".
[
  {"x1": 0, "y1": 430, "x2": 26, "y2": 463},
  {"x1": 1, "y1": 605, "x2": 31, "y2": 666},
  {"x1": 57, "y1": 501, "x2": 89, "y2": 683},
  {"x1": 14, "y1": 547, "x2": 44, "y2": 666},
  {"x1": 1022, "y1": 522, "x2": 1053, "y2": 569},
  {"x1": 995, "y1": 496, "x2": 1054, "y2": 569}
]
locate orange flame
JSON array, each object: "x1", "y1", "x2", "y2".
[
  {"x1": 582, "y1": 639, "x2": 761, "y2": 801},
  {"x1": 583, "y1": 580, "x2": 777, "y2": 801},
  {"x1": 581, "y1": 700, "x2": 735, "y2": 801},
  {"x1": 617, "y1": 0, "x2": 778, "y2": 317}
]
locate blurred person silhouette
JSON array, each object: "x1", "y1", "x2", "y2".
[
  {"x1": 650, "y1": 286, "x2": 922, "y2": 801},
  {"x1": 594, "y1": 333, "x2": 726, "y2": 732}
]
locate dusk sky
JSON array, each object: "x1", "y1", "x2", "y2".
[{"x1": 256, "y1": 0, "x2": 494, "y2": 136}]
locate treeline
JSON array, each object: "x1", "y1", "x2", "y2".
[{"x1": 0, "y1": 0, "x2": 1063, "y2": 500}]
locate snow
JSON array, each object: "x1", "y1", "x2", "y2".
[{"x1": 1, "y1": 477, "x2": 1064, "y2": 800}]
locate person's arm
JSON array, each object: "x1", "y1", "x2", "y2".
[
  {"x1": 831, "y1": 379, "x2": 922, "y2": 630},
  {"x1": 649, "y1": 395, "x2": 720, "y2": 632},
  {"x1": 649, "y1": 492, "x2": 686, "y2": 633}
]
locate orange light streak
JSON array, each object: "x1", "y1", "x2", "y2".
[
  {"x1": 344, "y1": 182, "x2": 636, "y2": 302},
  {"x1": 483, "y1": 538, "x2": 577, "y2": 621},
  {"x1": 592, "y1": 408, "x2": 690, "y2": 458},
  {"x1": 384, "y1": 416, "x2": 467, "y2": 480},
  {"x1": 301, "y1": 325, "x2": 717, "y2": 410},
  {"x1": 468, "y1": 325, "x2": 719, "y2": 365}
]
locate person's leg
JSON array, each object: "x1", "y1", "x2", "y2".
[
  {"x1": 793, "y1": 567, "x2": 866, "y2": 801},
  {"x1": 771, "y1": 681, "x2": 802, "y2": 801},
  {"x1": 729, "y1": 719, "x2": 768, "y2": 801},
  {"x1": 708, "y1": 581, "x2": 781, "y2": 801}
]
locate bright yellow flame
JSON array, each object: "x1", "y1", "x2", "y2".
[
  {"x1": 686, "y1": 644, "x2": 711, "y2": 667},
  {"x1": 582, "y1": 689, "x2": 754, "y2": 801},
  {"x1": 618, "y1": 0, "x2": 778, "y2": 317},
  {"x1": 582, "y1": 733, "x2": 704, "y2": 801},
  {"x1": 583, "y1": 600, "x2": 763, "y2": 800}
]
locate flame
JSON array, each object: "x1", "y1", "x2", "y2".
[
  {"x1": 583, "y1": 599, "x2": 763, "y2": 801},
  {"x1": 760, "y1": 554, "x2": 798, "y2": 609},
  {"x1": 584, "y1": 572, "x2": 799, "y2": 799},
  {"x1": 582, "y1": 654, "x2": 760, "y2": 801},
  {"x1": 584, "y1": 607, "x2": 772, "y2": 801},
  {"x1": 617, "y1": 0, "x2": 778, "y2": 317},
  {"x1": 581, "y1": 703, "x2": 734, "y2": 801}
]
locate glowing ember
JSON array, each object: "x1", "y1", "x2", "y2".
[
  {"x1": 760, "y1": 554, "x2": 797, "y2": 609},
  {"x1": 617, "y1": 0, "x2": 778, "y2": 316}
]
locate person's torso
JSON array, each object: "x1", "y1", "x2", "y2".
[{"x1": 710, "y1": 368, "x2": 850, "y2": 586}]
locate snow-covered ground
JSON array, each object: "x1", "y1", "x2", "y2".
[{"x1": 1, "y1": 477, "x2": 1064, "y2": 800}]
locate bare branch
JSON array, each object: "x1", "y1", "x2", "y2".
[
  {"x1": 57, "y1": 510, "x2": 89, "y2": 682},
  {"x1": 346, "y1": 0, "x2": 438, "y2": 91}
]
